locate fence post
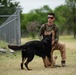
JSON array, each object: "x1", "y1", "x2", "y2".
[{"x1": 16, "y1": 8, "x2": 21, "y2": 45}]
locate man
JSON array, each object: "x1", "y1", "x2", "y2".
[{"x1": 39, "y1": 13, "x2": 66, "y2": 67}]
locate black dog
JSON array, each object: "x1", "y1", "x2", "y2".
[{"x1": 8, "y1": 35, "x2": 53, "y2": 70}]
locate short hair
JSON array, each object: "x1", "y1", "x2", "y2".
[{"x1": 48, "y1": 13, "x2": 55, "y2": 17}]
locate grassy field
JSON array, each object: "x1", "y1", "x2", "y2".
[{"x1": 0, "y1": 35, "x2": 76, "y2": 75}]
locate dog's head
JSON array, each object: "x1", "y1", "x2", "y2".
[{"x1": 42, "y1": 34, "x2": 52, "y2": 43}]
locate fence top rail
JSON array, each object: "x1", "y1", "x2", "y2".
[
  {"x1": 0, "y1": 17, "x2": 17, "y2": 28},
  {"x1": 0, "y1": 15, "x2": 17, "y2": 17}
]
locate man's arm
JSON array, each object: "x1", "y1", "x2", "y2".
[
  {"x1": 38, "y1": 24, "x2": 44, "y2": 40},
  {"x1": 54, "y1": 26, "x2": 59, "y2": 43}
]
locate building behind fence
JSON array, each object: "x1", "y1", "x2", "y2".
[{"x1": 0, "y1": 8, "x2": 21, "y2": 45}]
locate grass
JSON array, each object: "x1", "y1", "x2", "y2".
[{"x1": 0, "y1": 35, "x2": 76, "y2": 75}]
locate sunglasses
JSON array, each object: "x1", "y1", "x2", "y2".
[{"x1": 48, "y1": 17, "x2": 54, "y2": 19}]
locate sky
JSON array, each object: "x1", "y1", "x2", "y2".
[{"x1": 15, "y1": 0, "x2": 65, "y2": 13}]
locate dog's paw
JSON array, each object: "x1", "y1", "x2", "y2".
[{"x1": 44, "y1": 65, "x2": 48, "y2": 68}]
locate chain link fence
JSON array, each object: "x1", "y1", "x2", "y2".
[{"x1": 0, "y1": 7, "x2": 21, "y2": 45}]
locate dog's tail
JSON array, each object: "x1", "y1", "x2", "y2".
[{"x1": 8, "y1": 45, "x2": 22, "y2": 50}]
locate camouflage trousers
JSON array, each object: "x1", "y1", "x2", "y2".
[{"x1": 45, "y1": 42, "x2": 66, "y2": 66}]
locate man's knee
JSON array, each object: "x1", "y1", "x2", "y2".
[
  {"x1": 54, "y1": 42, "x2": 66, "y2": 60},
  {"x1": 58, "y1": 42, "x2": 66, "y2": 51}
]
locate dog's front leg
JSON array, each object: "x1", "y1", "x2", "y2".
[
  {"x1": 50, "y1": 50, "x2": 54, "y2": 68},
  {"x1": 42, "y1": 57, "x2": 48, "y2": 68}
]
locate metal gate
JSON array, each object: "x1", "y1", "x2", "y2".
[{"x1": 0, "y1": 8, "x2": 21, "y2": 45}]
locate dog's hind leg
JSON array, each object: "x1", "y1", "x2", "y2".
[
  {"x1": 25, "y1": 53, "x2": 34, "y2": 70},
  {"x1": 21, "y1": 58, "x2": 26, "y2": 69}
]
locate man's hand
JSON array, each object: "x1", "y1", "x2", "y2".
[{"x1": 52, "y1": 40, "x2": 55, "y2": 45}]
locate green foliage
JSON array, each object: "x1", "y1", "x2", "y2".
[
  {"x1": 1, "y1": 0, "x2": 76, "y2": 38},
  {"x1": 65, "y1": 0, "x2": 76, "y2": 38},
  {"x1": 54, "y1": 5, "x2": 67, "y2": 34},
  {"x1": 0, "y1": 40, "x2": 8, "y2": 49},
  {"x1": 1, "y1": 0, "x2": 20, "y2": 7},
  {"x1": 0, "y1": 0, "x2": 21, "y2": 25},
  {"x1": 21, "y1": 5, "x2": 53, "y2": 37},
  {"x1": 21, "y1": 1, "x2": 76, "y2": 38}
]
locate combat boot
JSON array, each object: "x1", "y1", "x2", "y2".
[{"x1": 61, "y1": 61, "x2": 66, "y2": 67}]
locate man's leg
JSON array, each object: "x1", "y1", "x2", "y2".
[
  {"x1": 45, "y1": 42, "x2": 66, "y2": 67},
  {"x1": 54, "y1": 42, "x2": 66, "y2": 67},
  {"x1": 44, "y1": 56, "x2": 57, "y2": 67},
  {"x1": 59, "y1": 42, "x2": 66, "y2": 67}
]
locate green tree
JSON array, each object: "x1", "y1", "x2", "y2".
[
  {"x1": 54, "y1": 5, "x2": 67, "y2": 34},
  {"x1": 1, "y1": 0, "x2": 20, "y2": 7},
  {"x1": 21, "y1": 5, "x2": 53, "y2": 37},
  {"x1": 0, "y1": 0, "x2": 21, "y2": 25},
  {"x1": 66, "y1": 0, "x2": 76, "y2": 38}
]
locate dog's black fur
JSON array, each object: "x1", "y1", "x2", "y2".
[{"x1": 8, "y1": 35, "x2": 53, "y2": 70}]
